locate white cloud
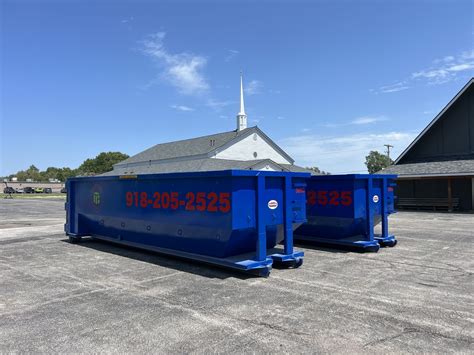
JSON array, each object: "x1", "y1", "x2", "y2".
[
  {"x1": 245, "y1": 80, "x2": 263, "y2": 95},
  {"x1": 170, "y1": 105, "x2": 194, "y2": 112},
  {"x1": 411, "y1": 50, "x2": 474, "y2": 84},
  {"x1": 322, "y1": 122, "x2": 340, "y2": 128},
  {"x1": 376, "y1": 49, "x2": 474, "y2": 93},
  {"x1": 350, "y1": 116, "x2": 387, "y2": 125},
  {"x1": 225, "y1": 49, "x2": 239, "y2": 62},
  {"x1": 276, "y1": 116, "x2": 285, "y2": 120},
  {"x1": 141, "y1": 32, "x2": 209, "y2": 95},
  {"x1": 206, "y1": 99, "x2": 234, "y2": 111},
  {"x1": 378, "y1": 82, "x2": 410, "y2": 93},
  {"x1": 121, "y1": 16, "x2": 134, "y2": 24},
  {"x1": 434, "y1": 55, "x2": 455, "y2": 64},
  {"x1": 280, "y1": 131, "x2": 416, "y2": 174},
  {"x1": 323, "y1": 116, "x2": 388, "y2": 127}
]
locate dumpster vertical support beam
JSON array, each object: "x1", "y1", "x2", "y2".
[
  {"x1": 366, "y1": 176, "x2": 375, "y2": 241},
  {"x1": 447, "y1": 177, "x2": 453, "y2": 212},
  {"x1": 256, "y1": 175, "x2": 267, "y2": 261},
  {"x1": 283, "y1": 175, "x2": 294, "y2": 255},
  {"x1": 65, "y1": 180, "x2": 75, "y2": 233},
  {"x1": 381, "y1": 177, "x2": 389, "y2": 239}
]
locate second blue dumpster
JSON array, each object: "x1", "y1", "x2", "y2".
[
  {"x1": 294, "y1": 174, "x2": 397, "y2": 252},
  {"x1": 65, "y1": 170, "x2": 309, "y2": 276}
]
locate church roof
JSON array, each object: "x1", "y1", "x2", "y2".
[
  {"x1": 114, "y1": 126, "x2": 294, "y2": 168},
  {"x1": 394, "y1": 77, "x2": 474, "y2": 164},
  {"x1": 102, "y1": 157, "x2": 310, "y2": 176},
  {"x1": 378, "y1": 159, "x2": 474, "y2": 177}
]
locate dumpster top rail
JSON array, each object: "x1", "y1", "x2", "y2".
[
  {"x1": 308, "y1": 174, "x2": 397, "y2": 180},
  {"x1": 68, "y1": 169, "x2": 311, "y2": 182}
]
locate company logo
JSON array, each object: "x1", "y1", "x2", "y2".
[
  {"x1": 372, "y1": 195, "x2": 379, "y2": 203},
  {"x1": 268, "y1": 200, "x2": 278, "y2": 209},
  {"x1": 93, "y1": 192, "x2": 101, "y2": 206}
]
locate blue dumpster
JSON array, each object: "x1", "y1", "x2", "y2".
[
  {"x1": 65, "y1": 170, "x2": 309, "y2": 276},
  {"x1": 295, "y1": 174, "x2": 397, "y2": 252}
]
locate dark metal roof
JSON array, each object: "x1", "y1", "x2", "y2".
[
  {"x1": 378, "y1": 159, "x2": 474, "y2": 177},
  {"x1": 394, "y1": 78, "x2": 474, "y2": 164},
  {"x1": 115, "y1": 126, "x2": 294, "y2": 168},
  {"x1": 102, "y1": 158, "x2": 310, "y2": 176}
]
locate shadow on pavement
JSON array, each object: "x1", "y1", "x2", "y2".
[
  {"x1": 293, "y1": 240, "x2": 359, "y2": 254},
  {"x1": 61, "y1": 237, "x2": 258, "y2": 280}
]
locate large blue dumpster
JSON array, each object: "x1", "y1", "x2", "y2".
[
  {"x1": 65, "y1": 170, "x2": 309, "y2": 276},
  {"x1": 295, "y1": 174, "x2": 397, "y2": 252}
]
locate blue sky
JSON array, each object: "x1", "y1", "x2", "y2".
[{"x1": 1, "y1": 0, "x2": 473, "y2": 175}]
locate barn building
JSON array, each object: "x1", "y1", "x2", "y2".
[
  {"x1": 104, "y1": 75, "x2": 309, "y2": 176},
  {"x1": 380, "y1": 78, "x2": 474, "y2": 212}
]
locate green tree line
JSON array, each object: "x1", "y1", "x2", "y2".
[{"x1": 1, "y1": 152, "x2": 129, "y2": 182}]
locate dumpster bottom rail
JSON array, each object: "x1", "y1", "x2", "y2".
[
  {"x1": 68, "y1": 234, "x2": 304, "y2": 277},
  {"x1": 294, "y1": 234, "x2": 381, "y2": 252}
]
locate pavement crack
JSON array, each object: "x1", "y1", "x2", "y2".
[
  {"x1": 364, "y1": 326, "x2": 473, "y2": 347},
  {"x1": 236, "y1": 317, "x2": 311, "y2": 336},
  {"x1": 364, "y1": 327, "x2": 420, "y2": 347}
]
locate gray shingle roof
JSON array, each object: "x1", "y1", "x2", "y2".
[
  {"x1": 378, "y1": 159, "x2": 474, "y2": 177},
  {"x1": 115, "y1": 126, "x2": 295, "y2": 169},
  {"x1": 101, "y1": 158, "x2": 310, "y2": 176},
  {"x1": 280, "y1": 164, "x2": 316, "y2": 174},
  {"x1": 116, "y1": 128, "x2": 253, "y2": 167}
]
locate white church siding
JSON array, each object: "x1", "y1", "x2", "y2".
[
  {"x1": 213, "y1": 132, "x2": 291, "y2": 164},
  {"x1": 250, "y1": 160, "x2": 282, "y2": 171}
]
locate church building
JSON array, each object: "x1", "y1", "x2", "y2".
[
  {"x1": 104, "y1": 75, "x2": 309, "y2": 176},
  {"x1": 380, "y1": 78, "x2": 474, "y2": 211}
]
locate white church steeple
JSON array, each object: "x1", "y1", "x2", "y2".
[{"x1": 236, "y1": 72, "x2": 247, "y2": 131}]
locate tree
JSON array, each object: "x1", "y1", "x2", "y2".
[
  {"x1": 77, "y1": 151, "x2": 129, "y2": 175},
  {"x1": 56, "y1": 167, "x2": 77, "y2": 181},
  {"x1": 365, "y1": 151, "x2": 393, "y2": 174},
  {"x1": 305, "y1": 166, "x2": 331, "y2": 175},
  {"x1": 4, "y1": 151, "x2": 128, "y2": 182}
]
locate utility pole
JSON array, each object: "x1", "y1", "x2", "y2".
[{"x1": 384, "y1": 144, "x2": 394, "y2": 159}]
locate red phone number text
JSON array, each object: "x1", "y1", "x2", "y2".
[
  {"x1": 307, "y1": 190, "x2": 353, "y2": 206},
  {"x1": 125, "y1": 191, "x2": 231, "y2": 213}
]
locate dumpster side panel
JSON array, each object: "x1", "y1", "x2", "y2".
[
  {"x1": 69, "y1": 175, "x2": 239, "y2": 258},
  {"x1": 66, "y1": 171, "x2": 310, "y2": 262},
  {"x1": 297, "y1": 177, "x2": 361, "y2": 239},
  {"x1": 295, "y1": 174, "x2": 397, "y2": 249}
]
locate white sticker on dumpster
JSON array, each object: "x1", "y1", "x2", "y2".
[
  {"x1": 373, "y1": 195, "x2": 379, "y2": 203},
  {"x1": 268, "y1": 200, "x2": 278, "y2": 209}
]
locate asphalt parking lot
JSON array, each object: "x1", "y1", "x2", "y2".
[{"x1": 0, "y1": 199, "x2": 473, "y2": 353}]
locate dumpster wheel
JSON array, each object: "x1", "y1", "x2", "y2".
[
  {"x1": 385, "y1": 239, "x2": 397, "y2": 247},
  {"x1": 274, "y1": 258, "x2": 304, "y2": 269},
  {"x1": 294, "y1": 258, "x2": 304, "y2": 268}
]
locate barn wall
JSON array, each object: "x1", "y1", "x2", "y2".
[
  {"x1": 395, "y1": 177, "x2": 473, "y2": 211},
  {"x1": 400, "y1": 85, "x2": 474, "y2": 163}
]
